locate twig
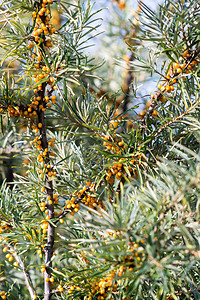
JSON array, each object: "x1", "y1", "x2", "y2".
[
  {"x1": 141, "y1": 46, "x2": 200, "y2": 131},
  {"x1": 38, "y1": 82, "x2": 55, "y2": 300},
  {"x1": 153, "y1": 100, "x2": 200, "y2": 139},
  {"x1": 8, "y1": 244, "x2": 36, "y2": 299}
]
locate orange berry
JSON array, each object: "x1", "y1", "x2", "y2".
[
  {"x1": 41, "y1": 187, "x2": 46, "y2": 193},
  {"x1": 8, "y1": 256, "x2": 14, "y2": 262},
  {"x1": 174, "y1": 63, "x2": 179, "y2": 69},
  {"x1": 28, "y1": 42, "x2": 34, "y2": 49},
  {"x1": 183, "y1": 50, "x2": 188, "y2": 58}
]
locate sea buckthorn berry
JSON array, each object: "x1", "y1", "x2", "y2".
[
  {"x1": 41, "y1": 266, "x2": 46, "y2": 272},
  {"x1": 180, "y1": 63, "x2": 186, "y2": 69},
  {"x1": 50, "y1": 28, "x2": 56, "y2": 34},
  {"x1": 183, "y1": 50, "x2": 188, "y2": 58},
  {"x1": 60, "y1": 219, "x2": 64, "y2": 224},
  {"x1": 38, "y1": 123, "x2": 42, "y2": 128},
  {"x1": 118, "y1": 141, "x2": 123, "y2": 147},
  {"x1": 28, "y1": 42, "x2": 34, "y2": 49},
  {"x1": 8, "y1": 255, "x2": 14, "y2": 262},
  {"x1": 176, "y1": 68, "x2": 182, "y2": 74},
  {"x1": 174, "y1": 63, "x2": 179, "y2": 69},
  {"x1": 58, "y1": 285, "x2": 64, "y2": 292},
  {"x1": 41, "y1": 187, "x2": 46, "y2": 193}
]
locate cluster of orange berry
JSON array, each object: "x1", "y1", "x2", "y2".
[
  {"x1": 32, "y1": 136, "x2": 57, "y2": 182},
  {"x1": 7, "y1": 102, "x2": 37, "y2": 118},
  {"x1": 29, "y1": 0, "x2": 58, "y2": 112},
  {"x1": 0, "y1": 226, "x2": 20, "y2": 269},
  {"x1": 37, "y1": 247, "x2": 44, "y2": 258},
  {"x1": 138, "y1": 49, "x2": 199, "y2": 119},
  {"x1": 2, "y1": 245, "x2": 19, "y2": 268},
  {"x1": 123, "y1": 242, "x2": 145, "y2": 269},
  {"x1": 0, "y1": 291, "x2": 7, "y2": 300},
  {"x1": 39, "y1": 193, "x2": 59, "y2": 233},
  {"x1": 31, "y1": 0, "x2": 55, "y2": 44},
  {"x1": 105, "y1": 229, "x2": 120, "y2": 239},
  {"x1": 7, "y1": 91, "x2": 57, "y2": 119},
  {"x1": 40, "y1": 219, "x2": 49, "y2": 234},
  {"x1": 89, "y1": 271, "x2": 118, "y2": 300},
  {"x1": 67, "y1": 285, "x2": 81, "y2": 294},
  {"x1": 103, "y1": 135, "x2": 126, "y2": 153},
  {"x1": 30, "y1": 0, "x2": 57, "y2": 88},
  {"x1": 88, "y1": 266, "x2": 131, "y2": 299},
  {"x1": 152, "y1": 50, "x2": 200, "y2": 102},
  {"x1": 6, "y1": 0, "x2": 58, "y2": 120},
  {"x1": 103, "y1": 135, "x2": 143, "y2": 182},
  {"x1": 39, "y1": 196, "x2": 56, "y2": 213},
  {"x1": 64, "y1": 182, "x2": 104, "y2": 216},
  {"x1": 0, "y1": 221, "x2": 12, "y2": 234},
  {"x1": 87, "y1": 243, "x2": 145, "y2": 299}
]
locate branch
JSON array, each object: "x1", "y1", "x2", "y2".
[
  {"x1": 8, "y1": 244, "x2": 36, "y2": 299},
  {"x1": 38, "y1": 83, "x2": 55, "y2": 300},
  {"x1": 140, "y1": 46, "x2": 200, "y2": 131},
  {"x1": 153, "y1": 100, "x2": 200, "y2": 139}
]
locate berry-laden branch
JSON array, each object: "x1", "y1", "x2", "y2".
[
  {"x1": 0, "y1": 237, "x2": 37, "y2": 300},
  {"x1": 140, "y1": 48, "x2": 200, "y2": 131},
  {"x1": 30, "y1": 0, "x2": 56, "y2": 299},
  {"x1": 10, "y1": 244, "x2": 37, "y2": 300},
  {"x1": 1, "y1": 0, "x2": 57, "y2": 296}
]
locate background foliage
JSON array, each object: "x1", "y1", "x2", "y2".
[{"x1": 0, "y1": 0, "x2": 200, "y2": 299}]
